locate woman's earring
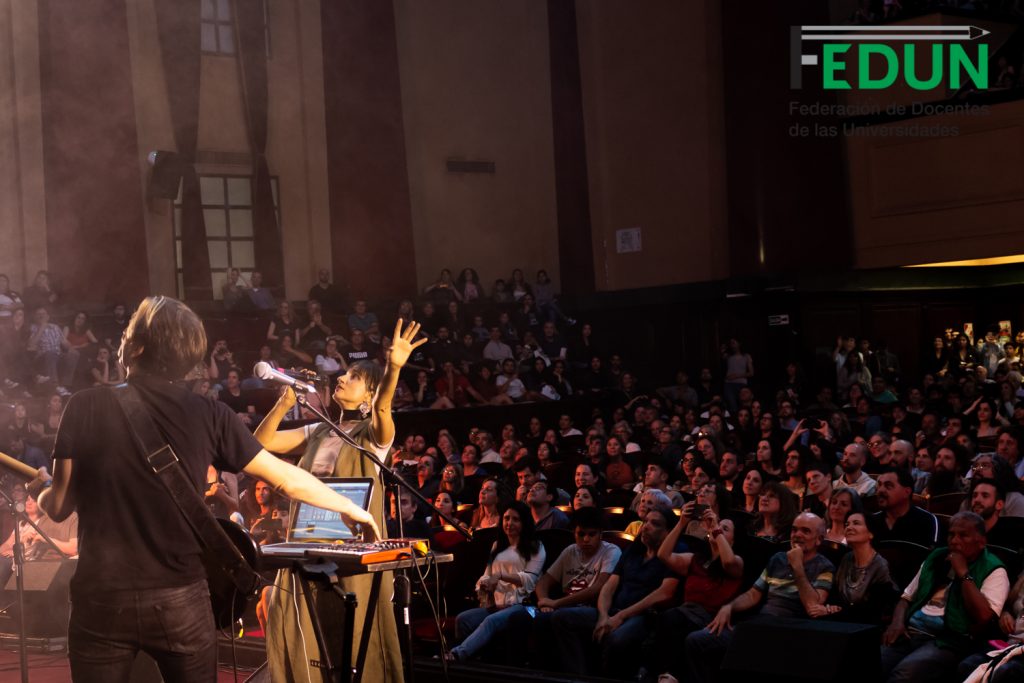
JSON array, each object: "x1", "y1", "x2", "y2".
[{"x1": 358, "y1": 401, "x2": 371, "y2": 419}]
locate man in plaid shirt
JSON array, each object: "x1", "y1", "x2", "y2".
[{"x1": 27, "y1": 306, "x2": 78, "y2": 396}]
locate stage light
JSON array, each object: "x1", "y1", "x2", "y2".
[{"x1": 903, "y1": 254, "x2": 1024, "y2": 268}]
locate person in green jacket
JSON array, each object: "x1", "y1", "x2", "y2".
[{"x1": 880, "y1": 511, "x2": 1010, "y2": 683}]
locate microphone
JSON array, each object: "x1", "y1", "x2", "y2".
[{"x1": 253, "y1": 362, "x2": 316, "y2": 394}]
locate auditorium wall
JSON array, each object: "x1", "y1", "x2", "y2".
[
  {"x1": 575, "y1": 0, "x2": 730, "y2": 291},
  {"x1": 847, "y1": 98, "x2": 1024, "y2": 269},
  {"x1": 0, "y1": 0, "x2": 47, "y2": 290},
  {"x1": 393, "y1": 0, "x2": 562, "y2": 292}
]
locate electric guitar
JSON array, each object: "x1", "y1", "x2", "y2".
[{"x1": 203, "y1": 517, "x2": 263, "y2": 630}]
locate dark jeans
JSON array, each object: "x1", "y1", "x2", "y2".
[
  {"x1": 654, "y1": 603, "x2": 715, "y2": 678},
  {"x1": 879, "y1": 633, "x2": 973, "y2": 683},
  {"x1": 550, "y1": 605, "x2": 653, "y2": 678},
  {"x1": 960, "y1": 650, "x2": 1024, "y2": 683},
  {"x1": 69, "y1": 580, "x2": 217, "y2": 683}
]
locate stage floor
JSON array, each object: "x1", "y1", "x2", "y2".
[{"x1": 0, "y1": 649, "x2": 259, "y2": 682}]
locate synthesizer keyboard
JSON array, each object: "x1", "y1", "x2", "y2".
[{"x1": 261, "y1": 538, "x2": 428, "y2": 566}]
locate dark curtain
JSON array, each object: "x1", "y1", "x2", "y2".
[
  {"x1": 155, "y1": 0, "x2": 212, "y2": 300},
  {"x1": 234, "y1": 0, "x2": 284, "y2": 293}
]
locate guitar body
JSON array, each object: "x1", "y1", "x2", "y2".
[{"x1": 203, "y1": 518, "x2": 263, "y2": 630}]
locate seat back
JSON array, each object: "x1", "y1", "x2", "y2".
[
  {"x1": 819, "y1": 539, "x2": 851, "y2": 568},
  {"x1": 536, "y1": 528, "x2": 575, "y2": 572},
  {"x1": 602, "y1": 530, "x2": 636, "y2": 552},
  {"x1": 876, "y1": 539, "x2": 931, "y2": 590}
]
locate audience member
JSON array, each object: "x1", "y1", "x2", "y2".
[
  {"x1": 629, "y1": 457, "x2": 684, "y2": 511},
  {"x1": 522, "y1": 506, "x2": 621, "y2": 667},
  {"x1": 552, "y1": 505, "x2": 681, "y2": 678},
  {"x1": 814, "y1": 511, "x2": 899, "y2": 624},
  {"x1": 654, "y1": 506, "x2": 743, "y2": 682},
  {"x1": 880, "y1": 512, "x2": 1010, "y2": 683},
  {"x1": 683, "y1": 512, "x2": 833, "y2": 683},
  {"x1": 449, "y1": 501, "x2": 545, "y2": 662},
  {"x1": 247, "y1": 271, "x2": 275, "y2": 311},
  {"x1": 834, "y1": 442, "x2": 877, "y2": 496},
  {"x1": 868, "y1": 469, "x2": 940, "y2": 548},
  {"x1": 307, "y1": 268, "x2": 345, "y2": 313}
]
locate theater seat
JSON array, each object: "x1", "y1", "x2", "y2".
[{"x1": 602, "y1": 530, "x2": 636, "y2": 552}]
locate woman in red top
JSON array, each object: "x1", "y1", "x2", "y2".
[
  {"x1": 653, "y1": 507, "x2": 744, "y2": 682},
  {"x1": 603, "y1": 436, "x2": 634, "y2": 489}
]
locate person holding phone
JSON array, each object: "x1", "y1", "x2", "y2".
[{"x1": 654, "y1": 504, "x2": 743, "y2": 683}]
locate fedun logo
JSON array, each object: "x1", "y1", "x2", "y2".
[{"x1": 791, "y1": 25, "x2": 990, "y2": 90}]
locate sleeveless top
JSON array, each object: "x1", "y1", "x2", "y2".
[
  {"x1": 725, "y1": 353, "x2": 750, "y2": 385},
  {"x1": 265, "y1": 419, "x2": 403, "y2": 682}
]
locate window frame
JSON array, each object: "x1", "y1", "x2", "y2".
[{"x1": 172, "y1": 173, "x2": 281, "y2": 300}]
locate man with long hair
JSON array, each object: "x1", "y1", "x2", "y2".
[{"x1": 32, "y1": 296, "x2": 379, "y2": 683}]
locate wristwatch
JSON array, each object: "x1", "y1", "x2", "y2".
[{"x1": 955, "y1": 573, "x2": 974, "y2": 584}]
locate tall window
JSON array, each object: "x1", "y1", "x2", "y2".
[
  {"x1": 201, "y1": 0, "x2": 272, "y2": 58},
  {"x1": 201, "y1": 0, "x2": 235, "y2": 55},
  {"x1": 173, "y1": 175, "x2": 280, "y2": 299}
]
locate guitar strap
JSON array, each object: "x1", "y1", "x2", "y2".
[{"x1": 113, "y1": 383, "x2": 261, "y2": 597}]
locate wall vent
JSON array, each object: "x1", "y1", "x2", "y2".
[{"x1": 446, "y1": 158, "x2": 495, "y2": 174}]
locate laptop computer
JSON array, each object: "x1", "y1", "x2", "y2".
[{"x1": 260, "y1": 477, "x2": 374, "y2": 557}]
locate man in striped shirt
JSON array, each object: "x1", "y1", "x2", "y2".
[{"x1": 682, "y1": 512, "x2": 834, "y2": 683}]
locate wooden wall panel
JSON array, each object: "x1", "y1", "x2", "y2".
[
  {"x1": 849, "y1": 100, "x2": 1024, "y2": 269},
  {"x1": 38, "y1": 0, "x2": 149, "y2": 305}
]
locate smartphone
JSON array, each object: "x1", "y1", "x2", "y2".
[{"x1": 692, "y1": 503, "x2": 708, "y2": 518}]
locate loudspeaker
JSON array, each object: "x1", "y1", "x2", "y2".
[
  {"x1": 3, "y1": 559, "x2": 75, "y2": 591},
  {"x1": 1, "y1": 559, "x2": 76, "y2": 637},
  {"x1": 147, "y1": 151, "x2": 186, "y2": 200},
  {"x1": 721, "y1": 616, "x2": 879, "y2": 683}
]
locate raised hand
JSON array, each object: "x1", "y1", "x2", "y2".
[{"x1": 388, "y1": 319, "x2": 427, "y2": 370}]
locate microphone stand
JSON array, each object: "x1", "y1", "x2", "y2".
[
  {"x1": 294, "y1": 394, "x2": 471, "y2": 683},
  {"x1": 294, "y1": 394, "x2": 471, "y2": 540},
  {"x1": 0, "y1": 487, "x2": 67, "y2": 683}
]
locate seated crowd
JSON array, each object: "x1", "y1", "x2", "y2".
[
  {"x1": 383, "y1": 328, "x2": 1024, "y2": 682},
  {"x1": 3, "y1": 264, "x2": 1024, "y2": 682}
]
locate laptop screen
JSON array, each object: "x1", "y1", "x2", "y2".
[{"x1": 288, "y1": 478, "x2": 374, "y2": 542}]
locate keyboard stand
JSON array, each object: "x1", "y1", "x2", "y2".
[
  {"x1": 276, "y1": 553, "x2": 453, "y2": 683},
  {"x1": 290, "y1": 559, "x2": 357, "y2": 683}
]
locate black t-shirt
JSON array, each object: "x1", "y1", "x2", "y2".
[
  {"x1": 429, "y1": 340, "x2": 457, "y2": 367},
  {"x1": 611, "y1": 541, "x2": 683, "y2": 612},
  {"x1": 867, "y1": 506, "x2": 940, "y2": 548},
  {"x1": 307, "y1": 283, "x2": 346, "y2": 313},
  {"x1": 219, "y1": 388, "x2": 251, "y2": 414},
  {"x1": 53, "y1": 375, "x2": 261, "y2": 593}
]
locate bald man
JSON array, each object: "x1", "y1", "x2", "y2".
[{"x1": 683, "y1": 512, "x2": 834, "y2": 682}]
